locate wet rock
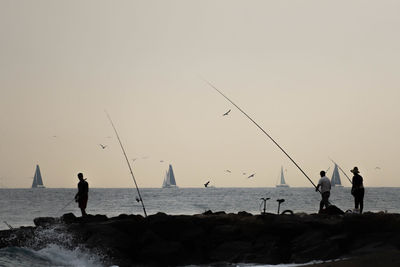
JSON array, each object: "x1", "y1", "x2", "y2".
[
  {"x1": 2, "y1": 212, "x2": 400, "y2": 266},
  {"x1": 33, "y1": 217, "x2": 58, "y2": 227},
  {"x1": 61, "y1": 212, "x2": 76, "y2": 224}
]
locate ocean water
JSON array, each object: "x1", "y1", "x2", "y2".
[{"x1": 0, "y1": 187, "x2": 399, "y2": 266}]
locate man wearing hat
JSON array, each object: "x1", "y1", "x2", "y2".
[{"x1": 351, "y1": 167, "x2": 364, "y2": 214}]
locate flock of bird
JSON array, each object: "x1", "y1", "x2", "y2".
[{"x1": 56, "y1": 108, "x2": 382, "y2": 188}]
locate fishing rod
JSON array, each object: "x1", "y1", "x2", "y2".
[
  {"x1": 3, "y1": 221, "x2": 13, "y2": 230},
  {"x1": 57, "y1": 198, "x2": 76, "y2": 214},
  {"x1": 202, "y1": 79, "x2": 319, "y2": 190},
  {"x1": 57, "y1": 198, "x2": 75, "y2": 214},
  {"x1": 105, "y1": 110, "x2": 147, "y2": 217},
  {"x1": 329, "y1": 158, "x2": 353, "y2": 184}
]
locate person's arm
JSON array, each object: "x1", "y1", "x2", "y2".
[{"x1": 315, "y1": 184, "x2": 320, "y2": 192}]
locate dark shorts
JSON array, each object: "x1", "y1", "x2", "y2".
[
  {"x1": 78, "y1": 195, "x2": 88, "y2": 209},
  {"x1": 353, "y1": 188, "x2": 365, "y2": 200}
]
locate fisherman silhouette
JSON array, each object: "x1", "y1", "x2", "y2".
[
  {"x1": 204, "y1": 181, "x2": 210, "y2": 187},
  {"x1": 75, "y1": 173, "x2": 89, "y2": 217},
  {"x1": 316, "y1": 170, "x2": 331, "y2": 213},
  {"x1": 351, "y1": 167, "x2": 365, "y2": 214}
]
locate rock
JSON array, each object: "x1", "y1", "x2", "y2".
[
  {"x1": 33, "y1": 217, "x2": 58, "y2": 227},
  {"x1": 320, "y1": 205, "x2": 345, "y2": 215},
  {"x1": 238, "y1": 211, "x2": 253, "y2": 217},
  {"x1": 2, "y1": 212, "x2": 400, "y2": 266},
  {"x1": 61, "y1": 212, "x2": 76, "y2": 224}
]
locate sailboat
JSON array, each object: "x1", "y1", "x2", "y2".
[
  {"x1": 162, "y1": 164, "x2": 178, "y2": 188},
  {"x1": 330, "y1": 163, "x2": 343, "y2": 187},
  {"x1": 32, "y1": 164, "x2": 45, "y2": 188},
  {"x1": 276, "y1": 166, "x2": 289, "y2": 188}
]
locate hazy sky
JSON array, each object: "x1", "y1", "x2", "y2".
[{"x1": 1, "y1": 0, "x2": 399, "y2": 188}]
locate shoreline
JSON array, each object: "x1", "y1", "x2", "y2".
[{"x1": 1, "y1": 211, "x2": 400, "y2": 266}]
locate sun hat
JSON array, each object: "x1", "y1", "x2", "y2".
[{"x1": 350, "y1": 167, "x2": 360, "y2": 174}]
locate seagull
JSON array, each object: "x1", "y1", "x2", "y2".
[
  {"x1": 247, "y1": 173, "x2": 256, "y2": 179},
  {"x1": 225, "y1": 170, "x2": 231, "y2": 173},
  {"x1": 222, "y1": 109, "x2": 231, "y2": 116},
  {"x1": 204, "y1": 181, "x2": 210, "y2": 188},
  {"x1": 375, "y1": 167, "x2": 381, "y2": 170},
  {"x1": 99, "y1": 144, "x2": 107, "y2": 149}
]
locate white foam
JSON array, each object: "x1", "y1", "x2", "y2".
[{"x1": 34, "y1": 244, "x2": 103, "y2": 267}]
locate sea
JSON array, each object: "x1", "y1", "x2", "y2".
[{"x1": 0, "y1": 187, "x2": 399, "y2": 266}]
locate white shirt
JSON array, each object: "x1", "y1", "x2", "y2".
[{"x1": 318, "y1": 176, "x2": 331, "y2": 193}]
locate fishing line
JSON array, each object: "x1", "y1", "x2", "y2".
[
  {"x1": 329, "y1": 158, "x2": 353, "y2": 185},
  {"x1": 57, "y1": 198, "x2": 76, "y2": 214},
  {"x1": 202, "y1": 78, "x2": 319, "y2": 190},
  {"x1": 105, "y1": 110, "x2": 147, "y2": 217}
]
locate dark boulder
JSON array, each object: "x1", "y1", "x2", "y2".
[{"x1": 33, "y1": 217, "x2": 58, "y2": 227}]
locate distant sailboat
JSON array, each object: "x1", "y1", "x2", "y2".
[
  {"x1": 32, "y1": 165, "x2": 45, "y2": 188},
  {"x1": 330, "y1": 164, "x2": 343, "y2": 187},
  {"x1": 162, "y1": 164, "x2": 178, "y2": 188},
  {"x1": 276, "y1": 166, "x2": 289, "y2": 188}
]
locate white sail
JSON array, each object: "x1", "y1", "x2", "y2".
[
  {"x1": 331, "y1": 164, "x2": 343, "y2": 187},
  {"x1": 276, "y1": 166, "x2": 289, "y2": 188},
  {"x1": 162, "y1": 164, "x2": 178, "y2": 188},
  {"x1": 32, "y1": 165, "x2": 45, "y2": 188}
]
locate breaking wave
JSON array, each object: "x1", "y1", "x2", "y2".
[{"x1": 0, "y1": 244, "x2": 104, "y2": 267}]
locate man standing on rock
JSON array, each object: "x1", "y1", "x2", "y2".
[
  {"x1": 351, "y1": 166, "x2": 364, "y2": 214},
  {"x1": 75, "y1": 172, "x2": 89, "y2": 217},
  {"x1": 315, "y1": 170, "x2": 331, "y2": 213}
]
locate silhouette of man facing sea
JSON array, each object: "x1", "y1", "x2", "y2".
[
  {"x1": 75, "y1": 173, "x2": 89, "y2": 217},
  {"x1": 351, "y1": 166, "x2": 364, "y2": 214},
  {"x1": 316, "y1": 170, "x2": 331, "y2": 213}
]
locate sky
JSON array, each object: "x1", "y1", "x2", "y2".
[{"x1": 1, "y1": 0, "x2": 399, "y2": 188}]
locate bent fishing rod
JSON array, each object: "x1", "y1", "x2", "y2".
[
  {"x1": 105, "y1": 110, "x2": 147, "y2": 217},
  {"x1": 329, "y1": 158, "x2": 353, "y2": 184},
  {"x1": 202, "y1": 79, "x2": 318, "y2": 190},
  {"x1": 57, "y1": 198, "x2": 76, "y2": 214}
]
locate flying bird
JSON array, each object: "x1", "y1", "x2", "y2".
[
  {"x1": 222, "y1": 109, "x2": 231, "y2": 116},
  {"x1": 242, "y1": 172, "x2": 247, "y2": 175},
  {"x1": 160, "y1": 160, "x2": 164, "y2": 163},
  {"x1": 99, "y1": 144, "x2": 107, "y2": 149},
  {"x1": 204, "y1": 181, "x2": 210, "y2": 188},
  {"x1": 225, "y1": 170, "x2": 231, "y2": 173},
  {"x1": 247, "y1": 173, "x2": 256, "y2": 179},
  {"x1": 375, "y1": 167, "x2": 381, "y2": 170}
]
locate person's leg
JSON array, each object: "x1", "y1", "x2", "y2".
[
  {"x1": 355, "y1": 197, "x2": 359, "y2": 209},
  {"x1": 81, "y1": 208, "x2": 87, "y2": 216},
  {"x1": 323, "y1": 192, "x2": 330, "y2": 209},
  {"x1": 320, "y1": 198, "x2": 324, "y2": 212},
  {"x1": 354, "y1": 190, "x2": 359, "y2": 210},
  {"x1": 79, "y1": 197, "x2": 88, "y2": 217},
  {"x1": 359, "y1": 189, "x2": 365, "y2": 214}
]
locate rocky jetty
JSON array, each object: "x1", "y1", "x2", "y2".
[{"x1": 1, "y1": 211, "x2": 400, "y2": 266}]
